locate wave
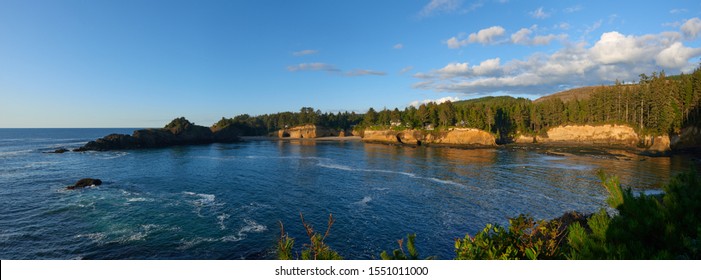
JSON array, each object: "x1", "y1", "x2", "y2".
[
  {"x1": 177, "y1": 219, "x2": 267, "y2": 250},
  {"x1": 183, "y1": 192, "x2": 216, "y2": 206},
  {"x1": 317, "y1": 162, "x2": 472, "y2": 189},
  {"x1": 217, "y1": 213, "x2": 230, "y2": 230},
  {"x1": 239, "y1": 219, "x2": 267, "y2": 235},
  {"x1": 0, "y1": 149, "x2": 34, "y2": 158},
  {"x1": 74, "y1": 233, "x2": 106, "y2": 242},
  {"x1": 354, "y1": 196, "x2": 372, "y2": 206},
  {"x1": 97, "y1": 152, "x2": 129, "y2": 160}
]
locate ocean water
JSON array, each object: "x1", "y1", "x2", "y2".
[{"x1": 0, "y1": 129, "x2": 695, "y2": 259}]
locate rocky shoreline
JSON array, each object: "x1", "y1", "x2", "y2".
[{"x1": 73, "y1": 117, "x2": 241, "y2": 152}]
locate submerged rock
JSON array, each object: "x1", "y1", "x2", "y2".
[
  {"x1": 67, "y1": 178, "x2": 102, "y2": 190},
  {"x1": 45, "y1": 148, "x2": 69, "y2": 154}
]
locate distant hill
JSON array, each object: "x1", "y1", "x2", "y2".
[
  {"x1": 534, "y1": 84, "x2": 640, "y2": 104},
  {"x1": 453, "y1": 96, "x2": 527, "y2": 106},
  {"x1": 533, "y1": 86, "x2": 602, "y2": 103}
]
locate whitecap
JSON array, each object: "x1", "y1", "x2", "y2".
[
  {"x1": 0, "y1": 149, "x2": 33, "y2": 158},
  {"x1": 427, "y1": 177, "x2": 469, "y2": 188},
  {"x1": 74, "y1": 233, "x2": 105, "y2": 242},
  {"x1": 183, "y1": 192, "x2": 217, "y2": 206},
  {"x1": 239, "y1": 219, "x2": 267, "y2": 235},
  {"x1": 317, "y1": 162, "x2": 356, "y2": 171},
  {"x1": 354, "y1": 196, "x2": 372, "y2": 206},
  {"x1": 98, "y1": 152, "x2": 128, "y2": 160},
  {"x1": 217, "y1": 213, "x2": 230, "y2": 230},
  {"x1": 220, "y1": 235, "x2": 244, "y2": 242},
  {"x1": 126, "y1": 197, "x2": 149, "y2": 202}
]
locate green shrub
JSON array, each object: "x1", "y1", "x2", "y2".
[
  {"x1": 277, "y1": 213, "x2": 342, "y2": 260},
  {"x1": 455, "y1": 214, "x2": 571, "y2": 260},
  {"x1": 380, "y1": 234, "x2": 434, "y2": 260},
  {"x1": 567, "y1": 169, "x2": 701, "y2": 259}
]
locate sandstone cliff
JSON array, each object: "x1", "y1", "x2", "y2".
[
  {"x1": 535, "y1": 125, "x2": 639, "y2": 146},
  {"x1": 277, "y1": 125, "x2": 338, "y2": 138},
  {"x1": 528, "y1": 124, "x2": 677, "y2": 155},
  {"x1": 362, "y1": 128, "x2": 496, "y2": 147}
]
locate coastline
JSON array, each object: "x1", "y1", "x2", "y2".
[{"x1": 241, "y1": 136, "x2": 363, "y2": 142}]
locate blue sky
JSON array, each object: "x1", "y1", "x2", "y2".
[{"x1": 1, "y1": 0, "x2": 700, "y2": 127}]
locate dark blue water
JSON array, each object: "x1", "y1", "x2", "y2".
[{"x1": 0, "y1": 129, "x2": 694, "y2": 259}]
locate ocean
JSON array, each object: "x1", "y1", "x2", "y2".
[{"x1": 0, "y1": 128, "x2": 694, "y2": 259}]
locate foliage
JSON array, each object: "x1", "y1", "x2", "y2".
[
  {"x1": 380, "y1": 234, "x2": 434, "y2": 260},
  {"x1": 164, "y1": 117, "x2": 194, "y2": 133},
  {"x1": 277, "y1": 213, "x2": 343, "y2": 260},
  {"x1": 454, "y1": 214, "x2": 570, "y2": 260},
  {"x1": 568, "y1": 169, "x2": 701, "y2": 259},
  {"x1": 215, "y1": 67, "x2": 701, "y2": 138}
]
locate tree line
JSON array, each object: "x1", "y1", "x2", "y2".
[{"x1": 218, "y1": 66, "x2": 701, "y2": 139}]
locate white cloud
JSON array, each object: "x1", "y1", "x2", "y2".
[
  {"x1": 472, "y1": 58, "x2": 501, "y2": 75},
  {"x1": 288, "y1": 63, "x2": 386, "y2": 77},
  {"x1": 393, "y1": 43, "x2": 404, "y2": 49},
  {"x1": 564, "y1": 5, "x2": 582, "y2": 13},
  {"x1": 446, "y1": 36, "x2": 465, "y2": 49},
  {"x1": 557, "y1": 22, "x2": 571, "y2": 30},
  {"x1": 446, "y1": 26, "x2": 505, "y2": 47},
  {"x1": 292, "y1": 49, "x2": 318, "y2": 56},
  {"x1": 670, "y1": 8, "x2": 688, "y2": 14},
  {"x1": 469, "y1": 26, "x2": 505, "y2": 44},
  {"x1": 681, "y1": 17, "x2": 701, "y2": 39},
  {"x1": 400, "y1": 66, "x2": 414, "y2": 74},
  {"x1": 589, "y1": 32, "x2": 653, "y2": 64},
  {"x1": 345, "y1": 69, "x2": 387, "y2": 77},
  {"x1": 419, "y1": 0, "x2": 461, "y2": 17},
  {"x1": 510, "y1": 28, "x2": 532, "y2": 45},
  {"x1": 415, "y1": 29, "x2": 701, "y2": 96},
  {"x1": 583, "y1": 20, "x2": 603, "y2": 36},
  {"x1": 287, "y1": 63, "x2": 338, "y2": 72},
  {"x1": 434, "y1": 58, "x2": 501, "y2": 78},
  {"x1": 510, "y1": 25, "x2": 564, "y2": 45},
  {"x1": 409, "y1": 96, "x2": 461, "y2": 108},
  {"x1": 530, "y1": 7, "x2": 550, "y2": 19},
  {"x1": 655, "y1": 42, "x2": 701, "y2": 69},
  {"x1": 437, "y1": 62, "x2": 470, "y2": 76}
]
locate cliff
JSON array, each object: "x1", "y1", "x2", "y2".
[
  {"x1": 277, "y1": 125, "x2": 338, "y2": 138},
  {"x1": 75, "y1": 117, "x2": 241, "y2": 151},
  {"x1": 671, "y1": 126, "x2": 701, "y2": 151},
  {"x1": 362, "y1": 128, "x2": 496, "y2": 147},
  {"x1": 535, "y1": 125, "x2": 639, "y2": 146},
  {"x1": 530, "y1": 124, "x2": 678, "y2": 155}
]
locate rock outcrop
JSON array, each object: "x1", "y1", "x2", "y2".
[
  {"x1": 361, "y1": 128, "x2": 496, "y2": 147},
  {"x1": 535, "y1": 125, "x2": 639, "y2": 146},
  {"x1": 277, "y1": 125, "x2": 338, "y2": 139},
  {"x1": 671, "y1": 126, "x2": 701, "y2": 151},
  {"x1": 67, "y1": 178, "x2": 102, "y2": 190},
  {"x1": 74, "y1": 117, "x2": 241, "y2": 151},
  {"x1": 45, "y1": 148, "x2": 69, "y2": 154},
  {"x1": 527, "y1": 124, "x2": 685, "y2": 155}
]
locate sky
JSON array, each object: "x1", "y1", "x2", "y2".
[{"x1": 1, "y1": 0, "x2": 700, "y2": 128}]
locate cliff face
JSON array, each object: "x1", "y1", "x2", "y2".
[
  {"x1": 536, "y1": 125, "x2": 639, "y2": 146},
  {"x1": 362, "y1": 128, "x2": 496, "y2": 147},
  {"x1": 671, "y1": 126, "x2": 701, "y2": 150},
  {"x1": 277, "y1": 125, "x2": 337, "y2": 138}
]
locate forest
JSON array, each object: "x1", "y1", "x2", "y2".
[{"x1": 218, "y1": 66, "x2": 701, "y2": 141}]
